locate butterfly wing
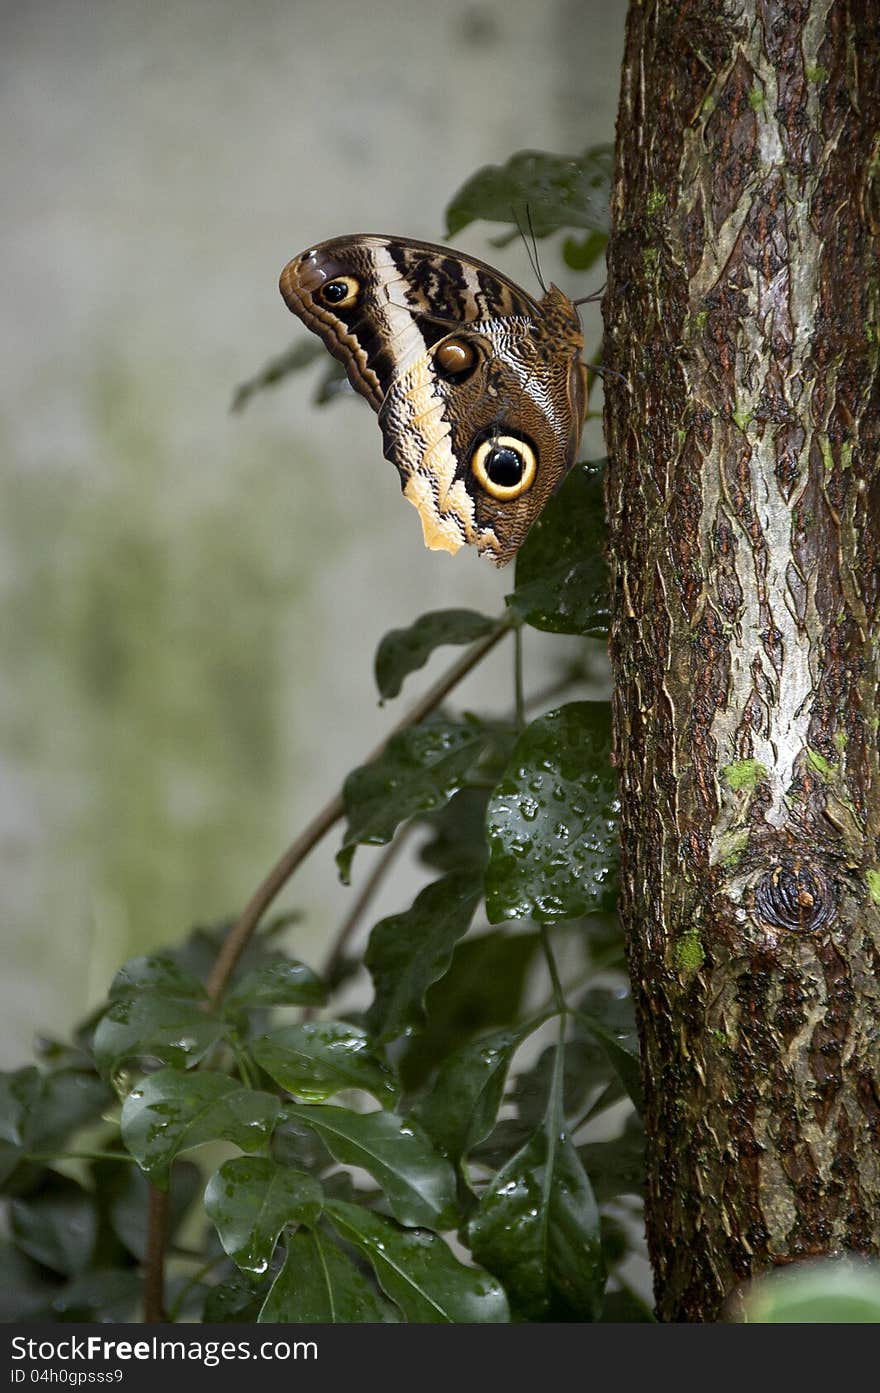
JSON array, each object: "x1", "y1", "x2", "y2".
[{"x1": 279, "y1": 235, "x2": 586, "y2": 564}]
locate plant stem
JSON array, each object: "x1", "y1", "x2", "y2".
[
  {"x1": 322, "y1": 826, "x2": 410, "y2": 981},
  {"x1": 539, "y1": 925, "x2": 567, "y2": 1018},
  {"x1": 143, "y1": 1185, "x2": 169, "y2": 1323},
  {"x1": 513, "y1": 626, "x2": 526, "y2": 732},
  {"x1": 205, "y1": 620, "x2": 509, "y2": 1006},
  {"x1": 232, "y1": 1042, "x2": 259, "y2": 1090}
]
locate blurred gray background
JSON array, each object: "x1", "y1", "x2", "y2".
[{"x1": 1, "y1": 0, "x2": 626, "y2": 1065}]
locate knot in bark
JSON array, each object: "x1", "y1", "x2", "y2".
[{"x1": 754, "y1": 861, "x2": 836, "y2": 933}]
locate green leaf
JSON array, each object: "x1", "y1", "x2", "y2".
[
  {"x1": 512, "y1": 1034, "x2": 622, "y2": 1132},
  {"x1": 0, "y1": 1067, "x2": 112, "y2": 1187},
  {"x1": 365, "y1": 873, "x2": 483, "y2": 1043},
  {"x1": 375, "y1": 610, "x2": 501, "y2": 700},
  {"x1": 313, "y1": 358, "x2": 351, "y2": 405},
  {"x1": 93, "y1": 995, "x2": 227, "y2": 1081},
  {"x1": 484, "y1": 702, "x2": 619, "y2": 923},
  {"x1": 107, "y1": 954, "x2": 207, "y2": 1000},
  {"x1": 736, "y1": 1258, "x2": 880, "y2": 1323},
  {"x1": 270, "y1": 1114, "x2": 334, "y2": 1172},
  {"x1": 224, "y1": 960, "x2": 326, "y2": 1012},
  {"x1": 599, "y1": 1212, "x2": 632, "y2": 1267},
  {"x1": 25, "y1": 1071, "x2": 113, "y2": 1155},
  {"x1": 417, "y1": 785, "x2": 491, "y2": 876},
  {"x1": 0, "y1": 1069, "x2": 46, "y2": 1185},
  {"x1": 445, "y1": 145, "x2": 613, "y2": 239},
  {"x1": 205, "y1": 1157, "x2": 323, "y2": 1274},
  {"x1": 164, "y1": 920, "x2": 300, "y2": 990},
  {"x1": 203, "y1": 1269, "x2": 273, "y2": 1323},
  {"x1": 563, "y1": 230, "x2": 608, "y2": 272},
  {"x1": 327, "y1": 1200, "x2": 509, "y2": 1323},
  {"x1": 259, "y1": 1227, "x2": 386, "y2": 1323},
  {"x1": 231, "y1": 338, "x2": 327, "y2": 413},
  {"x1": 0, "y1": 1242, "x2": 63, "y2": 1321},
  {"x1": 578, "y1": 1117, "x2": 645, "y2": 1202},
  {"x1": 575, "y1": 992, "x2": 642, "y2": 1112},
  {"x1": 398, "y1": 930, "x2": 539, "y2": 1090},
  {"x1": 412, "y1": 1025, "x2": 532, "y2": 1163},
  {"x1": 601, "y1": 1287, "x2": 656, "y2": 1322},
  {"x1": 94, "y1": 952, "x2": 226, "y2": 1079},
  {"x1": 9, "y1": 1176, "x2": 97, "y2": 1276},
  {"x1": 41, "y1": 1270, "x2": 142, "y2": 1323},
  {"x1": 284, "y1": 1104, "x2": 457, "y2": 1229},
  {"x1": 506, "y1": 462, "x2": 610, "y2": 635},
  {"x1": 120, "y1": 1069, "x2": 282, "y2": 1189},
  {"x1": 469, "y1": 1122, "x2": 605, "y2": 1320},
  {"x1": 337, "y1": 719, "x2": 488, "y2": 881},
  {"x1": 252, "y1": 1023, "x2": 398, "y2": 1107}
]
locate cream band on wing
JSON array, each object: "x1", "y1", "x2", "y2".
[{"x1": 403, "y1": 475, "x2": 463, "y2": 555}]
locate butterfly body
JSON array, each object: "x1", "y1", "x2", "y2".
[{"x1": 279, "y1": 235, "x2": 586, "y2": 565}]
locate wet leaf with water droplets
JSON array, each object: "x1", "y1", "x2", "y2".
[
  {"x1": 284, "y1": 1103, "x2": 457, "y2": 1229},
  {"x1": 259, "y1": 1227, "x2": 386, "y2": 1323},
  {"x1": 93, "y1": 997, "x2": 227, "y2": 1082},
  {"x1": 365, "y1": 873, "x2": 482, "y2": 1044},
  {"x1": 107, "y1": 955, "x2": 207, "y2": 1002},
  {"x1": 337, "y1": 720, "x2": 487, "y2": 882},
  {"x1": 94, "y1": 953, "x2": 227, "y2": 1082},
  {"x1": 485, "y1": 702, "x2": 619, "y2": 924},
  {"x1": 204, "y1": 1157, "x2": 322, "y2": 1274},
  {"x1": 223, "y1": 960, "x2": 326, "y2": 1013},
  {"x1": 120, "y1": 1070, "x2": 282, "y2": 1189},
  {"x1": 203, "y1": 1268, "x2": 274, "y2": 1323},
  {"x1": 411, "y1": 1025, "x2": 532, "y2": 1163},
  {"x1": 468, "y1": 1122, "x2": 605, "y2": 1320},
  {"x1": 327, "y1": 1200, "x2": 509, "y2": 1323},
  {"x1": 252, "y1": 1022, "x2": 398, "y2": 1107}
]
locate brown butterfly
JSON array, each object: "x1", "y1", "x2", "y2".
[{"x1": 279, "y1": 235, "x2": 587, "y2": 566}]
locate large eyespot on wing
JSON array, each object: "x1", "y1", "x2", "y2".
[{"x1": 470, "y1": 432, "x2": 538, "y2": 500}]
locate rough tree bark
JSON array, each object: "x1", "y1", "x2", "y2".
[{"x1": 603, "y1": 0, "x2": 880, "y2": 1321}]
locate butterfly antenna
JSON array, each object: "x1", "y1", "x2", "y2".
[
  {"x1": 512, "y1": 204, "x2": 547, "y2": 293},
  {"x1": 524, "y1": 205, "x2": 548, "y2": 293}
]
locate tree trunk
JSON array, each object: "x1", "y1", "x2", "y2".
[{"x1": 603, "y1": 0, "x2": 880, "y2": 1321}]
